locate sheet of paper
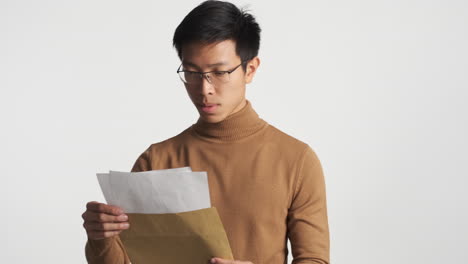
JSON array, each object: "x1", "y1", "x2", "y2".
[
  {"x1": 96, "y1": 167, "x2": 192, "y2": 205},
  {"x1": 97, "y1": 173, "x2": 115, "y2": 205},
  {"x1": 97, "y1": 167, "x2": 192, "y2": 208},
  {"x1": 96, "y1": 167, "x2": 211, "y2": 214}
]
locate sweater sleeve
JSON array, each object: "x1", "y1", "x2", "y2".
[
  {"x1": 85, "y1": 236, "x2": 130, "y2": 264},
  {"x1": 85, "y1": 146, "x2": 152, "y2": 263},
  {"x1": 287, "y1": 145, "x2": 330, "y2": 264}
]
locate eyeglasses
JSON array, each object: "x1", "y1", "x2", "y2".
[{"x1": 176, "y1": 61, "x2": 246, "y2": 85}]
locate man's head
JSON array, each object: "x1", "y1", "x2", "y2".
[{"x1": 173, "y1": 0, "x2": 261, "y2": 123}]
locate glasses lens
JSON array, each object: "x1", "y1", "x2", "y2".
[
  {"x1": 177, "y1": 71, "x2": 231, "y2": 84},
  {"x1": 177, "y1": 71, "x2": 186, "y2": 83},
  {"x1": 211, "y1": 72, "x2": 230, "y2": 84},
  {"x1": 179, "y1": 71, "x2": 198, "y2": 84}
]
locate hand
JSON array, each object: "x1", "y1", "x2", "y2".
[
  {"x1": 210, "y1": 257, "x2": 254, "y2": 264},
  {"x1": 81, "y1": 201, "x2": 130, "y2": 240}
]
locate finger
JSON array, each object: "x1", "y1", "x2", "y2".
[
  {"x1": 211, "y1": 258, "x2": 253, "y2": 264},
  {"x1": 211, "y1": 258, "x2": 234, "y2": 264},
  {"x1": 87, "y1": 230, "x2": 123, "y2": 240},
  {"x1": 84, "y1": 221, "x2": 129, "y2": 232},
  {"x1": 83, "y1": 210, "x2": 128, "y2": 223},
  {"x1": 86, "y1": 201, "x2": 124, "y2": 215}
]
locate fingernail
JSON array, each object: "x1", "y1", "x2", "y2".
[
  {"x1": 118, "y1": 214, "x2": 128, "y2": 221},
  {"x1": 121, "y1": 223, "x2": 129, "y2": 229},
  {"x1": 210, "y1": 258, "x2": 216, "y2": 263}
]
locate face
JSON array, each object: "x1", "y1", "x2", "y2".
[{"x1": 180, "y1": 39, "x2": 260, "y2": 123}]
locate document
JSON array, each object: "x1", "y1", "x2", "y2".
[{"x1": 97, "y1": 167, "x2": 210, "y2": 213}]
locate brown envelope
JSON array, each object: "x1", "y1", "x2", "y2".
[{"x1": 119, "y1": 207, "x2": 233, "y2": 264}]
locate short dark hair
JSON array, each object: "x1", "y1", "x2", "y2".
[{"x1": 172, "y1": 0, "x2": 261, "y2": 71}]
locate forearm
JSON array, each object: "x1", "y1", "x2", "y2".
[
  {"x1": 288, "y1": 145, "x2": 330, "y2": 264},
  {"x1": 85, "y1": 236, "x2": 130, "y2": 264},
  {"x1": 292, "y1": 257, "x2": 329, "y2": 264}
]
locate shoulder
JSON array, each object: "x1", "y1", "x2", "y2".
[
  {"x1": 256, "y1": 122, "x2": 322, "y2": 171},
  {"x1": 131, "y1": 126, "x2": 193, "y2": 169},
  {"x1": 264, "y1": 123, "x2": 313, "y2": 155}
]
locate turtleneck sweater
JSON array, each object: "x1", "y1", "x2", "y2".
[{"x1": 85, "y1": 100, "x2": 330, "y2": 264}]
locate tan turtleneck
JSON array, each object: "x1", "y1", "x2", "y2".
[{"x1": 85, "y1": 100, "x2": 330, "y2": 264}]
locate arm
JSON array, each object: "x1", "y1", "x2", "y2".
[
  {"x1": 85, "y1": 236, "x2": 130, "y2": 264},
  {"x1": 287, "y1": 145, "x2": 330, "y2": 264},
  {"x1": 84, "y1": 146, "x2": 152, "y2": 263},
  {"x1": 83, "y1": 202, "x2": 132, "y2": 264}
]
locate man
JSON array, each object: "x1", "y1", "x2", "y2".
[{"x1": 81, "y1": 1, "x2": 330, "y2": 263}]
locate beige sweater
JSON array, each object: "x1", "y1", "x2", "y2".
[{"x1": 85, "y1": 100, "x2": 330, "y2": 264}]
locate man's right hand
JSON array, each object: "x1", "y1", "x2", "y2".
[{"x1": 82, "y1": 201, "x2": 130, "y2": 240}]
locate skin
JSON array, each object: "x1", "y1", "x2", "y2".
[
  {"x1": 82, "y1": 201, "x2": 129, "y2": 240},
  {"x1": 210, "y1": 257, "x2": 254, "y2": 264},
  {"x1": 82, "y1": 39, "x2": 260, "y2": 263},
  {"x1": 180, "y1": 39, "x2": 260, "y2": 123}
]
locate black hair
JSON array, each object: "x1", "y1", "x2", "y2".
[{"x1": 173, "y1": 0, "x2": 261, "y2": 71}]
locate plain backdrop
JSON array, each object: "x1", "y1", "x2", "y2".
[{"x1": 1, "y1": 0, "x2": 467, "y2": 263}]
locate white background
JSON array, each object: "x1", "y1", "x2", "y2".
[{"x1": 2, "y1": 0, "x2": 467, "y2": 263}]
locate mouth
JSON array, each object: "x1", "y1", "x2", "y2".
[
  {"x1": 198, "y1": 103, "x2": 219, "y2": 113},
  {"x1": 197, "y1": 101, "x2": 220, "y2": 107}
]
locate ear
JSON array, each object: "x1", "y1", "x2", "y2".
[{"x1": 244, "y1": 56, "x2": 260, "y2": 84}]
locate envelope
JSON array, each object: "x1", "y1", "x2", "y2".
[
  {"x1": 119, "y1": 207, "x2": 233, "y2": 264},
  {"x1": 96, "y1": 168, "x2": 233, "y2": 263}
]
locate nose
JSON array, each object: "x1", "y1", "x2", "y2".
[{"x1": 200, "y1": 73, "x2": 215, "y2": 95}]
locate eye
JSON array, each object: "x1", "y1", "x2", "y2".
[{"x1": 213, "y1": 71, "x2": 227, "y2": 76}]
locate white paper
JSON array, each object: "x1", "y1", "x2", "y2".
[
  {"x1": 97, "y1": 166, "x2": 192, "y2": 208},
  {"x1": 96, "y1": 167, "x2": 211, "y2": 214}
]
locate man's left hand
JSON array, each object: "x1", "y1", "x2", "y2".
[{"x1": 210, "y1": 257, "x2": 254, "y2": 264}]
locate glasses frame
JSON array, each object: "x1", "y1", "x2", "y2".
[{"x1": 176, "y1": 60, "x2": 247, "y2": 85}]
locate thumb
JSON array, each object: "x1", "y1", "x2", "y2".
[
  {"x1": 211, "y1": 257, "x2": 234, "y2": 264},
  {"x1": 211, "y1": 257, "x2": 253, "y2": 264}
]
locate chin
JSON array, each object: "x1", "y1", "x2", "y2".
[{"x1": 200, "y1": 113, "x2": 225, "y2": 123}]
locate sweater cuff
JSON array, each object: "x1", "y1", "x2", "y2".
[{"x1": 86, "y1": 236, "x2": 116, "y2": 256}]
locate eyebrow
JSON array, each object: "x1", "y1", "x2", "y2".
[{"x1": 182, "y1": 61, "x2": 228, "y2": 69}]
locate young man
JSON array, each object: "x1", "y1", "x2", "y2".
[{"x1": 82, "y1": 1, "x2": 330, "y2": 263}]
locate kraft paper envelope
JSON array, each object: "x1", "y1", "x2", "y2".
[
  {"x1": 119, "y1": 207, "x2": 233, "y2": 264},
  {"x1": 96, "y1": 168, "x2": 233, "y2": 263}
]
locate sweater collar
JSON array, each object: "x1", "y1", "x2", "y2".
[{"x1": 191, "y1": 100, "x2": 267, "y2": 142}]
